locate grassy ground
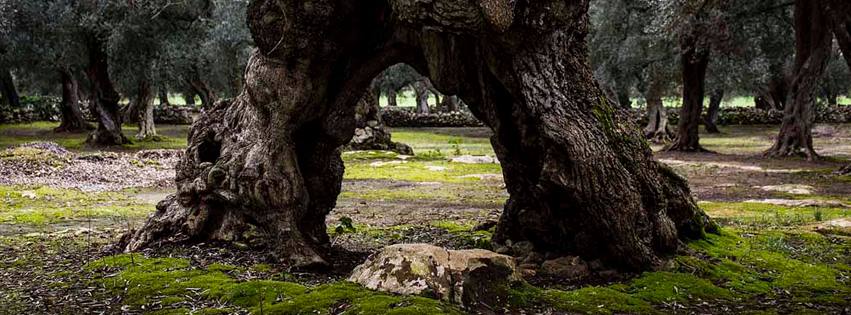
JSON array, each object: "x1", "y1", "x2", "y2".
[{"x1": 0, "y1": 122, "x2": 849, "y2": 314}]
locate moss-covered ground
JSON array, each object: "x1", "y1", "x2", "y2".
[{"x1": 0, "y1": 122, "x2": 849, "y2": 314}]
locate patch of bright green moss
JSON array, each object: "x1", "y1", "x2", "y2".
[
  {"x1": 263, "y1": 282, "x2": 462, "y2": 315},
  {"x1": 87, "y1": 254, "x2": 462, "y2": 314},
  {"x1": 687, "y1": 230, "x2": 849, "y2": 303},
  {"x1": 627, "y1": 271, "x2": 733, "y2": 303}
]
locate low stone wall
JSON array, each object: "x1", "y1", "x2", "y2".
[
  {"x1": 0, "y1": 96, "x2": 198, "y2": 125},
  {"x1": 381, "y1": 108, "x2": 483, "y2": 127},
  {"x1": 628, "y1": 105, "x2": 851, "y2": 126}
]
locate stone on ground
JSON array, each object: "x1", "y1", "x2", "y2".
[
  {"x1": 348, "y1": 243, "x2": 522, "y2": 309},
  {"x1": 449, "y1": 155, "x2": 498, "y2": 164},
  {"x1": 755, "y1": 184, "x2": 815, "y2": 195}
]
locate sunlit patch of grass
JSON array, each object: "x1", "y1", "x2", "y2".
[
  {"x1": 700, "y1": 201, "x2": 850, "y2": 228},
  {"x1": 0, "y1": 185, "x2": 152, "y2": 225},
  {"x1": 344, "y1": 160, "x2": 501, "y2": 183},
  {"x1": 0, "y1": 122, "x2": 189, "y2": 151},
  {"x1": 391, "y1": 129, "x2": 494, "y2": 156}
]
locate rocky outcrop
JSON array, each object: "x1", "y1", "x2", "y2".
[{"x1": 348, "y1": 244, "x2": 522, "y2": 309}]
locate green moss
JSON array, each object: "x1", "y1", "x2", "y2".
[
  {"x1": 687, "y1": 231, "x2": 849, "y2": 303},
  {"x1": 262, "y1": 282, "x2": 462, "y2": 315},
  {"x1": 627, "y1": 272, "x2": 733, "y2": 303},
  {"x1": 508, "y1": 283, "x2": 656, "y2": 315},
  {"x1": 0, "y1": 122, "x2": 189, "y2": 151},
  {"x1": 700, "y1": 201, "x2": 850, "y2": 228},
  {"x1": 0, "y1": 146, "x2": 69, "y2": 166},
  {"x1": 0, "y1": 185, "x2": 153, "y2": 225},
  {"x1": 391, "y1": 130, "x2": 494, "y2": 157},
  {"x1": 86, "y1": 254, "x2": 461, "y2": 314}
]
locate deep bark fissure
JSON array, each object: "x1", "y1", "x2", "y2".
[
  {"x1": 125, "y1": 0, "x2": 713, "y2": 272},
  {"x1": 54, "y1": 68, "x2": 94, "y2": 133}
]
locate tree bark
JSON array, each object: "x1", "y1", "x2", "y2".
[
  {"x1": 413, "y1": 80, "x2": 430, "y2": 114},
  {"x1": 133, "y1": 80, "x2": 158, "y2": 140},
  {"x1": 85, "y1": 39, "x2": 128, "y2": 146},
  {"x1": 386, "y1": 87, "x2": 398, "y2": 107},
  {"x1": 347, "y1": 89, "x2": 413, "y2": 154},
  {"x1": 124, "y1": 0, "x2": 713, "y2": 272},
  {"x1": 765, "y1": 0, "x2": 832, "y2": 160},
  {"x1": 826, "y1": 0, "x2": 851, "y2": 70},
  {"x1": 187, "y1": 79, "x2": 217, "y2": 109},
  {"x1": 0, "y1": 67, "x2": 20, "y2": 108},
  {"x1": 755, "y1": 74, "x2": 789, "y2": 111},
  {"x1": 441, "y1": 95, "x2": 460, "y2": 112},
  {"x1": 183, "y1": 91, "x2": 197, "y2": 106},
  {"x1": 669, "y1": 32, "x2": 710, "y2": 152},
  {"x1": 54, "y1": 69, "x2": 94, "y2": 133},
  {"x1": 159, "y1": 88, "x2": 171, "y2": 107},
  {"x1": 643, "y1": 78, "x2": 672, "y2": 143},
  {"x1": 704, "y1": 88, "x2": 723, "y2": 134}
]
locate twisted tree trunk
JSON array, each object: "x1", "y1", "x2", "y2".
[
  {"x1": 441, "y1": 95, "x2": 460, "y2": 112},
  {"x1": 669, "y1": 30, "x2": 710, "y2": 152},
  {"x1": 124, "y1": 0, "x2": 712, "y2": 271},
  {"x1": 85, "y1": 39, "x2": 128, "y2": 146},
  {"x1": 187, "y1": 78, "x2": 218, "y2": 109},
  {"x1": 133, "y1": 80, "x2": 158, "y2": 140},
  {"x1": 347, "y1": 89, "x2": 413, "y2": 154},
  {"x1": 385, "y1": 87, "x2": 398, "y2": 107},
  {"x1": 159, "y1": 88, "x2": 171, "y2": 107},
  {"x1": 704, "y1": 89, "x2": 723, "y2": 134},
  {"x1": 54, "y1": 69, "x2": 94, "y2": 133},
  {"x1": 643, "y1": 78, "x2": 671, "y2": 143},
  {"x1": 765, "y1": 0, "x2": 832, "y2": 160},
  {"x1": 413, "y1": 80, "x2": 430, "y2": 114},
  {"x1": 0, "y1": 67, "x2": 20, "y2": 108}
]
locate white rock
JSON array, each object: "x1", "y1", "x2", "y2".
[
  {"x1": 348, "y1": 244, "x2": 521, "y2": 307},
  {"x1": 755, "y1": 184, "x2": 815, "y2": 195},
  {"x1": 450, "y1": 155, "x2": 498, "y2": 164}
]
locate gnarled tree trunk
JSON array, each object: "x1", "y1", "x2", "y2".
[
  {"x1": 669, "y1": 31, "x2": 710, "y2": 152},
  {"x1": 133, "y1": 81, "x2": 158, "y2": 140},
  {"x1": 704, "y1": 88, "x2": 723, "y2": 134},
  {"x1": 85, "y1": 39, "x2": 128, "y2": 146},
  {"x1": 765, "y1": 0, "x2": 832, "y2": 160},
  {"x1": 159, "y1": 88, "x2": 171, "y2": 107},
  {"x1": 441, "y1": 95, "x2": 460, "y2": 112},
  {"x1": 385, "y1": 88, "x2": 398, "y2": 107},
  {"x1": 0, "y1": 67, "x2": 20, "y2": 108},
  {"x1": 183, "y1": 91, "x2": 196, "y2": 106},
  {"x1": 54, "y1": 69, "x2": 94, "y2": 133},
  {"x1": 413, "y1": 80, "x2": 430, "y2": 114},
  {"x1": 643, "y1": 78, "x2": 671, "y2": 143},
  {"x1": 124, "y1": 0, "x2": 713, "y2": 272},
  {"x1": 347, "y1": 89, "x2": 413, "y2": 154}
]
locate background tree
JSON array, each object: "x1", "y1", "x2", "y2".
[{"x1": 764, "y1": 0, "x2": 834, "y2": 159}]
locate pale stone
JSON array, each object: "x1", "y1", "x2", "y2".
[{"x1": 348, "y1": 244, "x2": 522, "y2": 307}]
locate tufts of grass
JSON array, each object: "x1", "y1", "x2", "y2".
[
  {"x1": 700, "y1": 201, "x2": 850, "y2": 228},
  {"x1": 344, "y1": 160, "x2": 501, "y2": 183},
  {"x1": 0, "y1": 185, "x2": 152, "y2": 225}
]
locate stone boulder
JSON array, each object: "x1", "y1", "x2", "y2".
[{"x1": 348, "y1": 244, "x2": 522, "y2": 309}]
